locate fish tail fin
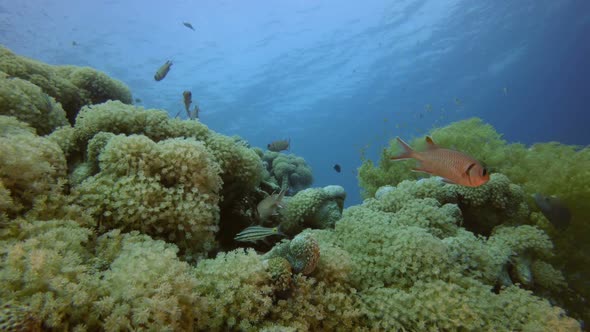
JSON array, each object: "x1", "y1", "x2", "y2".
[{"x1": 391, "y1": 137, "x2": 415, "y2": 160}]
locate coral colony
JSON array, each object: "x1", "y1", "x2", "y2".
[{"x1": 0, "y1": 45, "x2": 586, "y2": 331}]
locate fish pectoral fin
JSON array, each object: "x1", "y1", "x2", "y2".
[
  {"x1": 410, "y1": 167, "x2": 430, "y2": 175},
  {"x1": 440, "y1": 178, "x2": 457, "y2": 185}
]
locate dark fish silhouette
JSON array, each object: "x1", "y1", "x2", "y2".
[
  {"x1": 154, "y1": 60, "x2": 172, "y2": 81},
  {"x1": 183, "y1": 22, "x2": 195, "y2": 31},
  {"x1": 268, "y1": 138, "x2": 290, "y2": 152},
  {"x1": 333, "y1": 164, "x2": 341, "y2": 173},
  {"x1": 183, "y1": 91, "x2": 192, "y2": 115},
  {"x1": 533, "y1": 193, "x2": 571, "y2": 230},
  {"x1": 134, "y1": 98, "x2": 142, "y2": 103}
]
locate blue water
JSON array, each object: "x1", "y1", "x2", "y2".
[{"x1": 1, "y1": 0, "x2": 589, "y2": 206}]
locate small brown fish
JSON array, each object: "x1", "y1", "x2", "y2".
[
  {"x1": 154, "y1": 60, "x2": 172, "y2": 81},
  {"x1": 391, "y1": 136, "x2": 490, "y2": 187},
  {"x1": 267, "y1": 138, "x2": 290, "y2": 152},
  {"x1": 257, "y1": 186, "x2": 287, "y2": 221},
  {"x1": 183, "y1": 91, "x2": 192, "y2": 115}
]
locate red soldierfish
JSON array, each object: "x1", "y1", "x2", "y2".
[{"x1": 391, "y1": 136, "x2": 490, "y2": 187}]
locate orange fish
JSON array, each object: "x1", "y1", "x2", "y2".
[{"x1": 391, "y1": 136, "x2": 490, "y2": 187}]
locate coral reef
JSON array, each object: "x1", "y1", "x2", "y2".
[
  {"x1": 359, "y1": 118, "x2": 590, "y2": 319},
  {"x1": 0, "y1": 50, "x2": 583, "y2": 331},
  {"x1": 264, "y1": 232, "x2": 320, "y2": 275},
  {"x1": 0, "y1": 116, "x2": 67, "y2": 218},
  {"x1": 261, "y1": 150, "x2": 313, "y2": 193},
  {"x1": 73, "y1": 134, "x2": 223, "y2": 260},
  {"x1": 279, "y1": 185, "x2": 346, "y2": 235},
  {"x1": 0, "y1": 75, "x2": 68, "y2": 135},
  {"x1": 0, "y1": 45, "x2": 132, "y2": 123}
]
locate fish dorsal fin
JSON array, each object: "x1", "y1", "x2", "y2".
[
  {"x1": 465, "y1": 162, "x2": 476, "y2": 175},
  {"x1": 425, "y1": 136, "x2": 437, "y2": 149}
]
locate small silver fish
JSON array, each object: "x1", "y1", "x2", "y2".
[{"x1": 234, "y1": 225, "x2": 282, "y2": 243}]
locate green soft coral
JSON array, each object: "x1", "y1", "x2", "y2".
[
  {"x1": 0, "y1": 75, "x2": 68, "y2": 135},
  {"x1": 0, "y1": 116, "x2": 67, "y2": 218},
  {"x1": 193, "y1": 249, "x2": 274, "y2": 331},
  {"x1": 0, "y1": 219, "x2": 99, "y2": 329},
  {"x1": 74, "y1": 134, "x2": 223, "y2": 260},
  {"x1": 70, "y1": 101, "x2": 262, "y2": 202},
  {"x1": 0, "y1": 46, "x2": 132, "y2": 123},
  {"x1": 95, "y1": 230, "x2": 201, "y2": 331},
  {"x1": 262, "y1": 151, "x2": 313, "y2": 193},
  {"x1": 264, "y1": 232, "x2": 320, "y2": 275}
]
